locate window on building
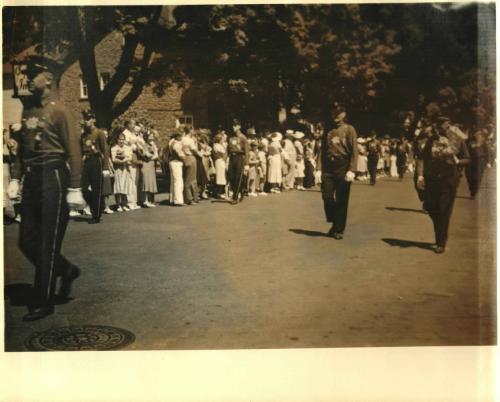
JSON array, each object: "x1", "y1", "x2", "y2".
[
  {"x1": 79, "y1": 76, "x2": 88, "y2": 99},
  {"x1": 100, "y1": 72, "x2": 111, "y2": 90},
  {"x1": 177, "y1": 115, "x2": 194, "y2": 127}
]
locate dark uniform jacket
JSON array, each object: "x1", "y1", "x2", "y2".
[
  {"x1": 227, "y1": 133, "x2": 250, "y2": 165},
  {"x1": 417, "y1": 130, "x2": 470, "y2": 184},
  {"x1": 11, "y1": 95, "x2": 82, "y2": 188},
  {"x1": 321, "y1": 123, "x2": 358, "y2": 176},
  {"x1": 81, "y1": 127, "x2": 110, "y2": 170}
]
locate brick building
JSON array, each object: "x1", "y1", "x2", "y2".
[{"x1": 3, "y1": 31, "x2": 210, "y2": 139}]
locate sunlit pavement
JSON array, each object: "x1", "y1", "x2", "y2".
[{"x1": 3, "y1": 169, "x2": 496, "y2": 351}]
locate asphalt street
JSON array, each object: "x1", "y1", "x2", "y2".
[{"x1": 3, "y1": 169, "x2": 496, "y2": 351}]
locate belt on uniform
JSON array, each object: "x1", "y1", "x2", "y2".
[
  {"x1": 230, "y1": 152, "x2": 244, "y2": 156},
  {"x1": 84, "y1": 153, "x2": 102, "y2": 160},
  {"x1": 24, "y1": 158, "x2": 66, "y2": 173}
]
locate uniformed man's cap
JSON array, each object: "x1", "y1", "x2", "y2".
[
  {"x1": 247, "y1": 127, "x2": 256, "y2": 136},
  {"x1": 21, "y1": 54, "x2": 63, "y2": 75}
]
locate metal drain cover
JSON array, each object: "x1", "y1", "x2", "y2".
[{"x1": 24, "y1": 325, "x2": 135, "y2": 351}]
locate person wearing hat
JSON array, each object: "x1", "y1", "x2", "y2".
[
  {"x1": 7, "y1": 54, "x2": 85, "y2": 321},
  {"x1": 267, "y1": 132, "x2": 283, "y2": 193},
  {"x1": 416, "y1": 116, "x2": 470, "y2": 253},
  {"x1": 227, "y1": 118, "x2": 250, "y2": 204},
  {"x1": 320, "y1": 108, "x2": 358, "y2": 239},
  {"x1": 283, "y1": 130, "x2": 297, "y2": 190},
  {"x1": 366, "y1": 132, "x2": 382, "y2": 185},
  {"x1": 80, "y1": 109, "x2": 109, "y2": 223}
]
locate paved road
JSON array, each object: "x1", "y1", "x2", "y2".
[{"x1": 3, "y1": 169, "x2": 496, "y2": 351}]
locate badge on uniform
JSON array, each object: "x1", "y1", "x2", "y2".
[
  {"x1": 26, "y1": 117, "x2": 40, "y2": 129},
  {"x1": 332, "y1": 137, "x2": 340, "y2": 145}
]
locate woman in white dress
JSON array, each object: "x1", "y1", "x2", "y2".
[
  {"x1": 356, "y1": 138, "x2": 368, "y2": 181},
  {"x1": 212, "y1": 133, "x2": 227, "y2": 199},
  {"x1": 267, "y1": 132, "x2": 283, "y2": 193}
]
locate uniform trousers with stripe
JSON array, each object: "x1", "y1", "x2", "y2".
[
  {"x1": 19, "y1": 163, "x2": 71, "y2": 307},
  {"x1": 423, "y1": 177, "x2": 458, "y2": 248},
  {"x1": 321, "y1": 159, "x2": 352, "y2": 234},
  {"x1": 228, "y1": 153, "x2": 246, "y2": 201},
  {"x1": 82, "y1": 155, "x2": 104, "y2": 219}
]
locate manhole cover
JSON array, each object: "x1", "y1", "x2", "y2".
[{"x1": 24, "y1": 325, "x2": 135, "y2": 351}]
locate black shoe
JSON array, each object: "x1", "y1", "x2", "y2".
[
  {"x1": 333, "y1": 232, "x2": 344, "y2": 240},
  {"x1": 231, "y1": 199, "x2": 239, "y2": 205},
  {"x1": 88, "y1": 218, "x2": 100, "y2": 224},
  {"x1": 23, "y1": 305, "x2": 54, "y2": 322},
  {"x1": 435, "y1": 246, "x2": 445, "y2": 254},
  {"x1": 58, "y1": 264, "x2": 81, "y2": 300},
  {"x1": 327, "y1": 226, "x2": 337, "y2": 236}
]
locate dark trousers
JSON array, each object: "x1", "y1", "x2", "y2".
[
  {"x1": 321, "y1": 173, "x2": 352, "y2": 234},
  {"x1": 82, "y1": 156, "x2": 104, "y2": 219},
  {"x1": 19, "y1": 164, "x2": 71, "y2": 306},
  {"x1": 465, "y1": 158, "x2": 486, "y2": 197},
  {"x1": 424, "y1": 179, "x2": 457, "y2": 247},
  {"x1": 183, "y1": 155, "x2": 199, "y2": 204},
  {"x1": 397, "y1": 156, "x2": 407, "y2": 179},
  {"x1": 228, "y1": 154, "x2": 246, "y2": 201},
  {"x1": 367, "y1": 155, "x2": 379, "y2": 185}
]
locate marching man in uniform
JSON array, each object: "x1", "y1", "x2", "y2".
[
  {"x1": 320, "y1": 107, "x2": 358, "y2": 239},
  {"x1": 7, "y1": 54, "x2": 85, "y2": 321},
  {"x1": 416, "y1": 116, "x2": 470, "y2": 254},
  {"x1": 81, "y1": 109, "x2": 109, "y2": 224},
  {"x1": 227, "y1": 119, "x2": 250, "y2": 205}
]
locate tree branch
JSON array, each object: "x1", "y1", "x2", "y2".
[
  {"x1": 112, "y1": 45, "x2": 154, "y2": 119},
  {"x1": 102, "y1": 36, "x2": 139, "y2": 101}
]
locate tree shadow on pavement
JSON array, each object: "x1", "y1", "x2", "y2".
[
  {"x1": 289, "y1": 228, "x2": 329, "y2": 237},
  {"x1": 386, "y1": 206, "x2": 426, "y2": 214},
  {"x1": 382, "y1": 238, "x2": 435, "y2": 251}
]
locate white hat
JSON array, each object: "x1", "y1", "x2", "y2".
[
  {"x1": 285, "y1": 129, "x2": 294, "y2": 137},
  {"x1": 294, "y1": 131, "x2": 304, "y2": 139},
  {"x1": 273, "y1": 132, "x2": 283, "y2": 142},
  {"x1": 357, "y1": 137, "x2": 366, "y2": 144}
]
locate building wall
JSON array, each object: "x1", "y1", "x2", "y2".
[{"x1": 58, "y1": 31, "x2": 208, "y2": 139}]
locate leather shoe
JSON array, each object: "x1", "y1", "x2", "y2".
[
  {"x1": 327, "y1": 226, "x2": 337, "y2": 236},
  {"x1": 23, "y1": 305, "x2": 54, "y2": 322},
  {"x1": 58, "y1": 264, "x2": 81, "y2": 300},
  {"x1": 88, "y1": 218, "x2": 100, "y2": 224},
  {"x1": 231, "y1": 199, "x2": 239, "y2": 205},
  {"x1": 435, "y1": 246, "x2": 445, "y2": 254},
  {"x1": 333, "y1": 232, "x2": 344, "y2": 240}
]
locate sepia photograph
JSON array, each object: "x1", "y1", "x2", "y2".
[{"x1": 2, "y1": 0, "x2": 496, "y2": 363}]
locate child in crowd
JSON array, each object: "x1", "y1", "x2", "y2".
[
  {"x1": 247, "y1": 143, "x2": 259, "y2": 196},
  {"x1": 257, "y1": 143, "x2": 268, "y2": 195},
  {"x1": 111, "y1": 134, "x2": 134, "y2": 212}
]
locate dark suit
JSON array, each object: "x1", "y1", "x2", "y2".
[{"x1": 417, "y1": 130, "x2": 469, "y2": 248}]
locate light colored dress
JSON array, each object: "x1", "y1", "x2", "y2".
[
  {"x1": 267, "y1": 140, "x2": 282, "y2": 184},
  {"x1": 111, "y1": 144, "x2": 134, "y2": 195},
  {"x1": 142, "y1": 141, "x2": 158, "y2": 193},
  {"x1": 213, "y1": 142, "x2": 227, "y2": 186}
]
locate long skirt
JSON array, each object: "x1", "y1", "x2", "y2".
[
  {"x1": 142, "y1": 160, "x2": 158, "y2": 193},
  {"x1": 356, "y1": 155, "x2": 368, "y2": 173},
  {"x1": 169, "y1": 160, "x2": 184, "y2": 205},
  {"x1": 390, "y1": 155, "x2": 398, "y2": 177},
  {"x1": 114, "y1": 167, "x2": 134, "y2": 195},
  {"x1": 268, "y1": 154, "x2": 282, "y2": 184},
  {"x1": 215, "y1": 158, "x2": 226, "y2": 185}
]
